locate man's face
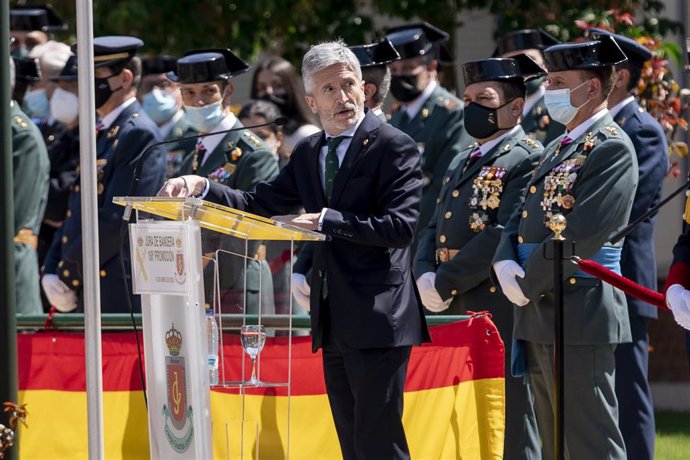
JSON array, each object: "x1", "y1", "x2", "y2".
[
  {"x1": 304, "y1": 64, "x2": 365, "y2": 135},
  {"x1": 95, "y1": 66, "x2": 126, "y2": 93},
  {"x1": 546, "y1": 70, "x2": 594, "y2": 107},
  {"x1": 180, "y1": 81, "x2": 224, "y2": 107},
  {"x1": 139, "y1": 73, "x2": 181, "y2": 105},
  {"x1": 10, "y1": 30, "x2": 47, "y2": 56},
  {"x1": 463, "y1": 81, "x2": 521, "y2": 133},
  {"x1": 388, "y1": 56, "x2": 432, "y2": 92}
]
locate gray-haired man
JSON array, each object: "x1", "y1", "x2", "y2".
[{"x1": 159, "y1": 40, "x2": 429, "y2": 459}]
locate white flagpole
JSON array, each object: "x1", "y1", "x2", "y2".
[{"x1": 75, "y1": 1, "x2": 104, "y2": 458}]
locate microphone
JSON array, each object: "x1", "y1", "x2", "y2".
[{"x1": 127, "y1": 116, "x2": 288, "y2": 198}]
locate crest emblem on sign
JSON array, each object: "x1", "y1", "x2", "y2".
[
  {"x1": 174, "y1": 238, "x2": 186, "y2": 284},
  {"x1": 162, "y1": 324, "x2": 194, "y2": 452}
]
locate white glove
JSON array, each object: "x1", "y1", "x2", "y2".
[
  {"x1": 493, "y1": 260, "x2": 530, "y2": 306},
  {"x1": 416, "y1": 272, "x2": 451, "y2": 312},
  {"x1": 291, "y1": 273, "x2": 311, "y2": 312},
  {"x1": 41, "y1": 274, "x2": 78, "y2": 312},
  {"x1": 666, "y1": 284, "x2": 690, "y2": 330},
  {"x1": 157, "y1": 175, "x2": 208, "y2": 197}
]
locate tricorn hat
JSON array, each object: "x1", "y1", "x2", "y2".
[
  {"x1": 495, "y1": 28, "x2": 560, "y2": 56},
  {"x1": 386, "y1": 22, "x2": 453, "y2": 63},
  {"x1": 543, "y1": 35, "x2": 628, "y2": 72},
  {"x1": 168, "y1": 48, "x2": 250, "y2": 83},
  {"x1": 462, "y1": 54, "x2": 546, "y2": 86},
  {"x1": 10, "y1": 5, "x2": 68, "y2": 32},
  {"x1": 349, "y1": 38, "x2": 400, "y2": 68},
  {"x1": 585, "y1": 28, "x2": 653, "y2": 69}
]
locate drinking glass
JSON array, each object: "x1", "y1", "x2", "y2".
[{"x1": 240, "y1": 325, "x2": 266, "y2": 385}]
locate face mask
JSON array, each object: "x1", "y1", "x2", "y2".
[
  {"x1": 50, "y1": 87, "x2": 79, "y2": 125},
  {"x1": 94, "y1": 76, "x2": 122, "y2": 109},
  {"x1": 544, "y1": 79, "x2": 592, "y2": 125},
  {"x1": 142, "y1": 88, "x2": 178, "y2": 125},
  {"x1": 260, "y1": 92, "x2": 291, "y2": 115},
  {"x1": 464, "y1": 99, "x2": 515, "y2": 140},
  {"x1": 390, "y1": 74, "x2": 423, "y2": 102},
  {"x1": 184, "y1": 101, "x2": 224, "y2": 133},
  {"x1": 23, "y1": 88, "x2": 50, "y2": 119},
  {"x1": 12, "y1": 47, "x2": 29, "y2": 58},
  {"x1": 525, "y1": 76, "x2": 545, "y2": 95}
]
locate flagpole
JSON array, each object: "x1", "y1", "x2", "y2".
[{"x1": 75, "y1": 0, "x2": 104, "y2": 458}]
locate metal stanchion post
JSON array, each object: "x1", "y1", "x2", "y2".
[{"x1": 548, "y1": 214, "x2": 567, "y2": 460}]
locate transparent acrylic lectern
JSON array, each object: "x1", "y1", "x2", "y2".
[{"x1": 114, "y1": 196, "x2": 325, "y2": 459}]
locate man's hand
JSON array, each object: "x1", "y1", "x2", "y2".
[
  {"x1": 272, "y1": 213, "x2": 321, "y2": 231},
  {"x1": 41, "y1": 274, "x2": 78, "y2": 312},
  {"x1": 291, "y1": 273, "x2": 311, "y2": 312},
  {"x1": 157, "y1": 175, "x2": 207, "y2": 197},
  {"x1": 493, "y1": 260, "x2": 530, "y2": 306},
  {"x1": 416, "y1": 272, "x2": 451, "y2": 312},
  {"x1": 666, "y1": 284, "x2": 690, "y2": 330}
]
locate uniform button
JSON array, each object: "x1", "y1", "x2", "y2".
[
  {"x1": 489, "y1": 286, "x2": 497, "y2": 293},
  {"x1": 444, "y1": 211, "x2": 452, "y2": 219},
  {"x1": 62, "y1": 269, "x2": 70, "y2": 277},
  {"x1": 58, "y1": 261, "x2": 64, "y2": 268},
  {"x1": 318, "y1": 270, "x2": 323, "y2": 278},
  {"x1": 530, "y1": 186, "x2": 537, "y2": 194},
  {"x1": 452, "y1": 190, "x2": 460, "y2": 198},
  {"x1": 522, "y1": 210, "x2": 528, "y2": 218},
  {"x1": 61, "y1": 235, "x2": 68, "y2": 244},
  {"x1": 71, "y1": 279, "x2": 80, "y2": 287},
  {"x1": 439, "y1": 235, "x2": 447, "y2": 243},
  {"x1": 100, "y1": 270, "x2": 106, "y2": 277},
  {"x1": 74, "y1": 185, "x2": 80, "y2": 192},
  {"x1": 66, "y1": 210, "x2": 72, "y2": 217},
  {"x1": 518, "y1": 236, "x2": 524, "y2": 244},
  {"x1": 436, "y1": 198, "x2": 441, "y2": 204},
  {"x1": 569, "y1": 278, "x2": 576, "y2": 285},
  {"x1": 443, "y1": 176, "x2": 450, "y2": 184},
  {"x1": 451, "y1": 289, "x2": 458, "y2": 296}
]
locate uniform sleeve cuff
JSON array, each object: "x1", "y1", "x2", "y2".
[
  {"x1": 664, "y1": 262, "x2": 690, "y2": 293},
  {"x1": 317, "y1": 208, "x2": 328, "y2": 231}
]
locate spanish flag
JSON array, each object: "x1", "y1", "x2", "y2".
[{"x1": 17, "y1": 316, "x2": 504, "y2": 459}]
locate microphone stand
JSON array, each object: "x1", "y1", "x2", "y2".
[{"x1": 126, "y1": 115, "x2": 288, "y2": 198}]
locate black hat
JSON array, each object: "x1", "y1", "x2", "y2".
[
  {"x1": 168, "y1": 48, "x2": 250, "y2": 83},
  {"x1": 72, "y1": 35, "x2": 143, "y2": 69},
  {"x1": 51, "y1": 55, "x2": 77, "y2": 81},
  {"x1": 585, "y1": 28, "x2": 653, "y2": 69},
  {"x1": 543, "y1": 35, "x2": 628, "y2": 72},
  {"x1": 463, "y1": 55, "x2": 547, "y2": 86},
  {"x1": 496, "y1": 29, "x2": 560, "y2": 56},
  {"x1": 349, "y1": 39, "x2": 400, "y2": 68},
  {"x1": 10, "y1": 5, "x2": 67, "y2": 32},
  {"x1": 141, "y1": 55, "x2": 178, "y2": 76},
  {"x1": 12, "y1": 56, "x2": 42, "y2": 82},
  {"x1": 385, "y1": 22, "x2": 451, "y2": 62}
]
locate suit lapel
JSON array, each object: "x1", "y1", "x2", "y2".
[
  {"x1": 330, "y1": 111, "x2": 380, "y2": 206},
  {"x1": 309, "y1": 132, "x2": 328, "y2": 207}
]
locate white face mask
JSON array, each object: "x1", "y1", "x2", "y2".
[
  {"x1": 184, "y1": 101, "x2": 224, "y2": 133},
  {"x1": 50, "y1": 87, "x2": 79, "y2": 125},
  {"x1": 543, "y1": 79, "x2": 592, "y2": 125}
]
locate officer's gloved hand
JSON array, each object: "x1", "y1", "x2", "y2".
[
  {"x1": 291, "y1": 273, "x2": 311, "y2": 312},
  {"x1": 666, "y1": 284, "x2": 690, "y2": 330},
  {"x1": 493, "y1": 260, "x2": 530, "y2": 306},
  {"x1": 416, "y1": 272, "x2": 451, "y2": 312},
  {"x1": 41, "y1": 274, "x2": 78, "y2": 312},
  {"x1": 157, "y1": 175, "x2": 208, "y2": 197}
]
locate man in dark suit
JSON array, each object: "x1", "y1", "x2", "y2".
[
  {"x1": 414, "y1": 55, "x2": 544, "y2": 459},
  {"x1": 587, "y1": 28, "x2": 669, "y2": 460},
  {"x1": 41, "y1": 36, "x2": 166, "y2": 313},
  {"x1": 159, "y1": 40, "x2": 429, "y2": 460}
]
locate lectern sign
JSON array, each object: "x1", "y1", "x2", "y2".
[{"x1": 130, "y1": 222, "x2": 191, "y2": 295}]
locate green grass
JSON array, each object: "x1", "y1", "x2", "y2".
[{"x1": 656, "y1": 411, "x2": 690, "y2": 460}]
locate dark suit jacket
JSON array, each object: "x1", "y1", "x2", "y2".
[
  {"x1": 615, "y1": 100, "x2": 669, "y2": 319},
  {"x1": 205, "y1": 110, "x2": 430, "y2": 351}
]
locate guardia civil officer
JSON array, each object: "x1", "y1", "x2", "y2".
[
  {"x1": 348, "y1": 38, "x2": 400, "y2": 122},
  {"x1": 9, "y1": 57, "x2": 50, "y2": 314},
  {"x1": 139, "y1": 55, "x2": 196, "y2": 178},
  {"x1": 496, "y1": 28, "x2": 564, "y2": 145},
  {"x1": 42, "y1": 36, "x2": 166, "y2": 313},
  {"x1": 587, "y1": 28, "x2": 669, "y2": 460},
  {"x1": 386, "y1": 22, "x2": 473, "y2": 249},
  {"x1": 414, "y1": 55, "x2": 544, "y2": 460},
  {"x1": 170, "y1": 49, "x2": 279, "y2": 314},
  {"x1": 492, "y1": 36, "x2": 637, "y2": 460}
]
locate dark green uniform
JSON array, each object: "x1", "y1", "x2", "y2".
[
  {"x1": 415, "y1": 126, "x2": 542, "y2": 459},
  {"x1": 11, "y1": 102, "x2": 50, "y2": 314},
  {"x1": 177, "y1": 115, "x2": 279, "y2": 314},
  {"x1": 494, "y1": 112, "x2": 636, "y2": 460},
  {"x1": 390, "y1": 85, "x2": 472, "y2": 247}
]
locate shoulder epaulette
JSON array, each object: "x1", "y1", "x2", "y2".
[
  {"x1": 519, "y1": 137, "x2": 543, "y2": 151},
  {"x1": 603, "y1": 125, "x2": 620, "y2": 137},
  {"x1": 241, "y1": 130, "x2": 263, "y2": 148},
  {"x1": 13, "y1": 115, "x2": 28, "y2": 129}
]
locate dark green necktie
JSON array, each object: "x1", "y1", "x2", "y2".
[{"x1": 325, "y1": 136, "x2": 348, "y2": 201}]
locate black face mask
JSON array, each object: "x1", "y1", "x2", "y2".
[
  {"x1": 525, "y1": 76, "x2": 545, "y2": 95},
  {"x1": 390, "y1": 74, "x2": 423, "y2": 102},
  {"x1": 260, "y1": 92, "x2": 292, "y2": 116},
  {"x1": 94, "y1": 76, "x2": 122, "y2": 109},
  {"x1": 464, "y1": 99, "x2": 515, "y2": 140}
]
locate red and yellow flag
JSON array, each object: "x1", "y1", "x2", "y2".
[{"x1": 17, "y1": 316, "x2": 505, "y2": 459}]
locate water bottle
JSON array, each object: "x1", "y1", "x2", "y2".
[{"x1": 206, "y1": 309, "x2": 219, "y2": 386}]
